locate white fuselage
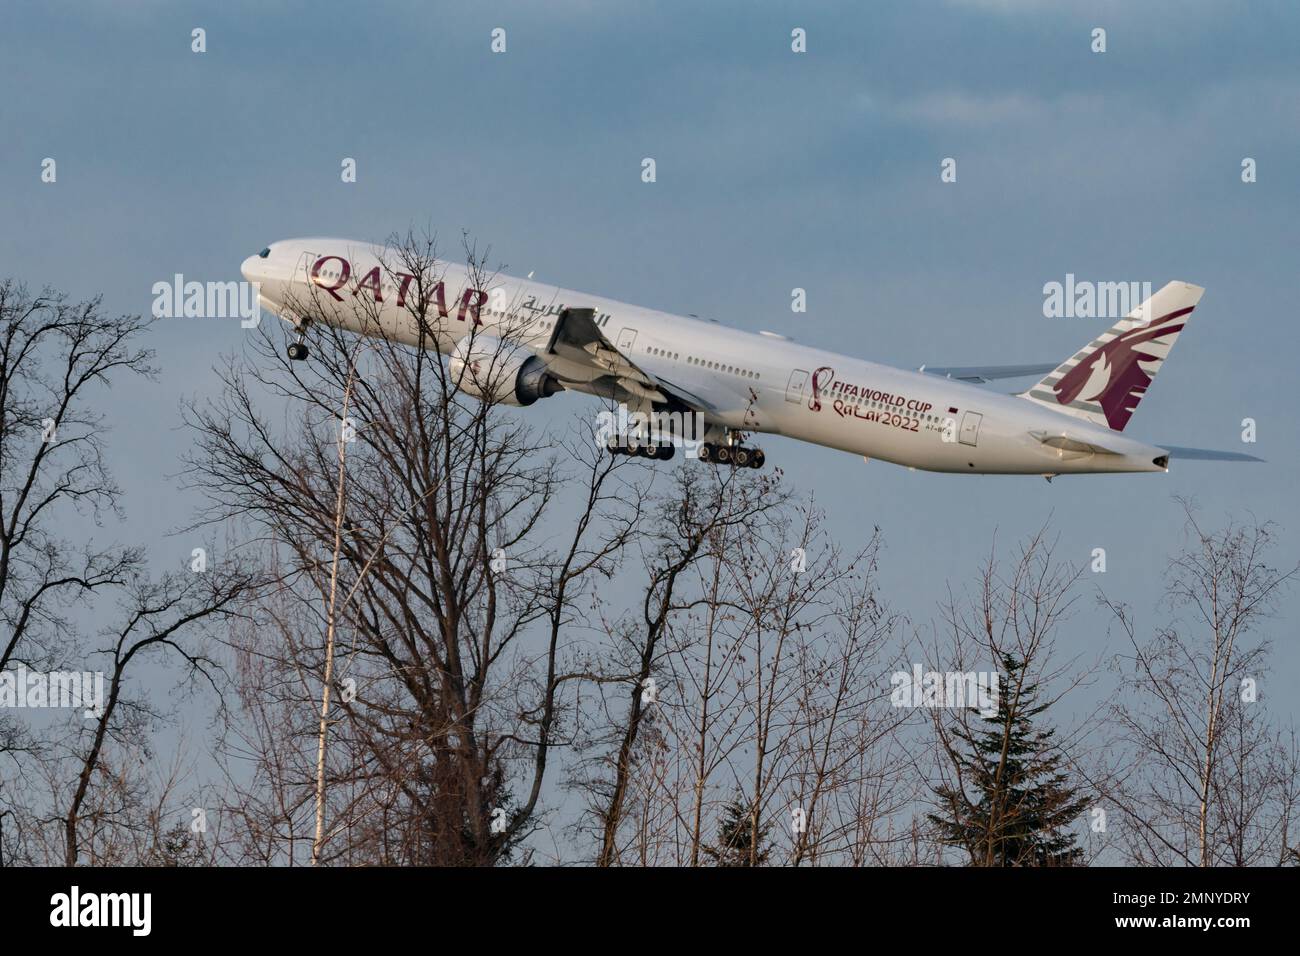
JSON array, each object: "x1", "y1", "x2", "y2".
[{"x1": 242, "y1": 238, "x2": 1169, "y2": 476}]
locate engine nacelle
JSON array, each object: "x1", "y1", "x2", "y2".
[{"x1": 448, "y1": 334, "x2": 563, "y2": 407}]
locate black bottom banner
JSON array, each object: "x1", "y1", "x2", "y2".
[{"x1": 3, "y1": 865, "x2": 1285, "y2": 941}]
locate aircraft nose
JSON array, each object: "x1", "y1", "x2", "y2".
[{"x1": 240, "y1": 255, "x2": 261, "y2": 284}]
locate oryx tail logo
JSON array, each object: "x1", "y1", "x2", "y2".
[
  {"x1": 809, "y1": 366, "x2": 835, "y2": 411},
  {"x1": 1051, "y1": 306, "x2": 1192, "y2": 431}
]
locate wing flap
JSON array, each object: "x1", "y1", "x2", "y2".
[{"x1": 547, "y1": 307, "x2": 715, "y2": 412}]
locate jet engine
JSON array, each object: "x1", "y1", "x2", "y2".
[{"x1": 448, "y1": 334, "x2": 563, "y2": 407}]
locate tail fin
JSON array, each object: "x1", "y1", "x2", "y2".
[{"x1": 1020, "y1": 281, "x2": 1203, "y2": 432}]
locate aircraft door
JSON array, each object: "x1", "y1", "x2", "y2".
[
  {"x1": 293, "y1": 251, "x2": 317, "y2": 286},
  {"x1": 786, "y1": 369, "x2": 809, "y2": 404},
  {"x1": 959, "y1": 411, "x2": 983, "y2": 446}
]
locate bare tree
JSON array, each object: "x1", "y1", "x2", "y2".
[
  {"x1": 0, "y1": 283, "x2": 150, "y2": 681},
  {"x1": 0, "y1": 280, "x2": 264, "y2": 865},
  {"x1": 921, "y1": 529, "x2": 1099, "y2": 866},
  {"x1": 579, "y1": 465, "x2": 786, "y2": 866},
  {"x1": 189, "y1": 232, "x2": 644, "y2": 865},
  {"x1": 59, "y1": 566, "x2": 253, "y2": 865},
  {"x1": 579, "y1": 482, "x2": 912, "y2": 867},
  {"x1": 1103, "y1": 501, "x2": 1299, "y2": 866}
]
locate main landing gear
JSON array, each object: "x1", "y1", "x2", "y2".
[
  {"x1": 607, "y1": 437, "x2": 677, "y2": 461},
  {"x1": 604, "y1": 420, "x2": 765, "y2": 469},
  {"x1": 698, "y1": 442, "x2": 765, "y2": 469}
]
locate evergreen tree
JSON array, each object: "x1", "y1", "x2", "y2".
[
  {"x1": 704, "y1": 795, "x2": 771, "y2": 867},
  {"x1": 145, "y1": 824, "x2": 208, "y2": 867},
  {"x1": 928, "y1": 654, "x2": 1088, "y2": 866}
]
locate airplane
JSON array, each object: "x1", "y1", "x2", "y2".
[{"x1": 241, "y1": 238, "x2": 1260, "y2": 478}]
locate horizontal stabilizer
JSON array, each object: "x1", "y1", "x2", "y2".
[
  {"x1": 920, "y1": 363, "x2": 1058, "y2": 383},
  {"x1": 1160, "y1": 445, "x2": 1264, "y2": 462}
]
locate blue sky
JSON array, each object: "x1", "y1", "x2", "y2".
[{"x1": 2, "y1": 0, "x2": 1297, "y2": 749}]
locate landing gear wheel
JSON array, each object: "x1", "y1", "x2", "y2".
[
  {"x1": 698, "y1": 443, "x2": 714, "y2": 463},
  {"x1": 652, "y1": 443, "x2": 676, "y2": 461},
  {"x1": 733, "y1": 448, "x2": 751, "y2": 467},
  {"x1": 750, "y1": 449, "x2": 765, "y2": 469},
  {"x1": 287, "y1": 341, "x2": 309, "y2": 361},
  {"x1": 626, "y1": 437, "x2": 642, "y2": 456},
  {"x1": 715, "y1": 445, "x2": 732, "y2": 465}
]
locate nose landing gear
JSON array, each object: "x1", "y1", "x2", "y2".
[{"x1": 286, "y1": 314, "x2": 312, "y2": 362}]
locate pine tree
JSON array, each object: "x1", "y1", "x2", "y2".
[
  {"x1": 145, "y1": 824, "x2": 208, "y2": 867},
  {"x1": 928, "y1": 654, "x2": 1088, "y2": 866},
  {"x1": 704, "y1": 796, "x2": 771, "y2": 867}
]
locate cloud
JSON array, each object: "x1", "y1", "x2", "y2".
[
  {"x1": 902, "y1": 91, "x2": 1049, "y2": 126},
  {"x1": 944, "y1": 0, "x2": 1055, "y2": 12},
  {"x1": 857, "y1": 90, "x2": 1052, "y2": 128}
]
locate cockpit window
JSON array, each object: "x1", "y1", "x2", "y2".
[{"x1": 258, "y1": 247, "x2": 271, "y2": 258}]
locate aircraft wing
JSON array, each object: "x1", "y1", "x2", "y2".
[
  {"x1": 544, "y1": 307, "x2": 716, "y2": 412},
  {"x1": 918, "y1": 363, "x2": 1059, "y2": 383}
]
